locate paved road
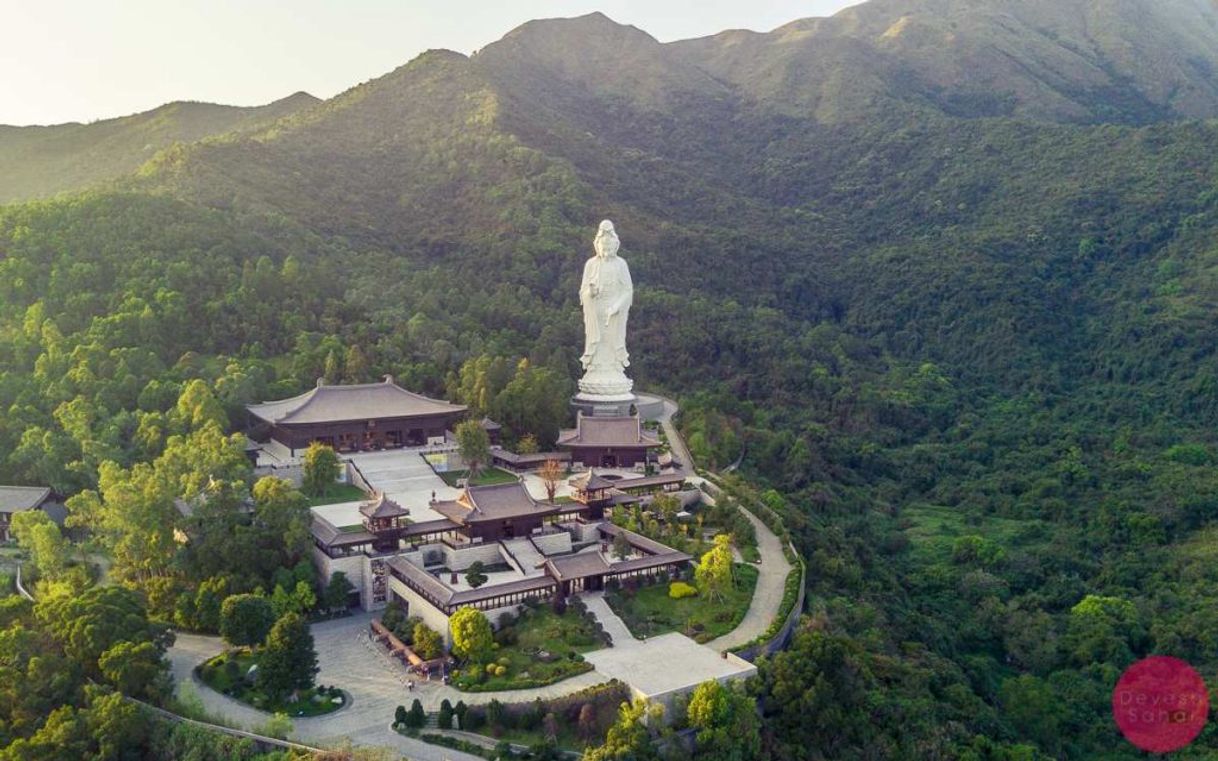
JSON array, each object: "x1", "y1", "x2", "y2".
[
  {"x1": 704, "y1": 503, "x2": 792, "y2": 651},
  {"x1": 657, "y1": 398, "x2": 694, "y2": 476},
  {"x1": 582, "y1": 591, "x2": 637, "y2": 644}
]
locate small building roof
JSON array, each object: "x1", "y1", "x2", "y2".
[
  {"x1": 556, "y1": 414, "x2": 661, "y2": 449},
  {"x1": 570, "y1": 469, "x2": 616, "y2": 491},
  {"x1": 359, "y1": 492, "x2": 408, "y2": 520},
  {"x1": 479, "y1": 417, "x2": 502, "y2": 431},
  {"x1": 545, "y1": 551, "x2": 612, "y2": 581},
  {"x1": 0, "y1": 486, "x2": 52, "y2": 514},
  {"x1": 432, "y1": 482, "x2": 551, "y2": 524},
  {"x1": 246, "y1": 376, "x2": 466, "y2": 426}
]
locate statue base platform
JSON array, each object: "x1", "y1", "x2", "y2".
[{"x1": 571, "y1": 391, "x2": 638, "y2": 418}]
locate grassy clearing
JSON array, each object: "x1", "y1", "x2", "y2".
[
  {"x1": 451, "y1": 604, "x2": 602, "y2": 692},
  {"x1": 903, "y1": 504, "x2": 1049, "y2": 565},
  {"x1": 438, "y1": 468, "x2": 520, "y2": 488},
  {"x1": 197, "y1": 650, "x2": 344, "y2": 717},
  {"x1": 606, "y1": 564, "x2": 759, "y2": 643},
  {"x1": 305, "y1": 483, "x2": 368, "y2": 507}
]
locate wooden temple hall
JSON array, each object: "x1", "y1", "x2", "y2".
[{"x1": 246, "y1": 375, "x2": 467, "y2": 457}]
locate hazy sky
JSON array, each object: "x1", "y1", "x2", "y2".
[{"x1": 2, "y1": 0, "x2": 862, "y2": 126}]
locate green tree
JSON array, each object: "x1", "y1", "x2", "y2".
[
  {"x1": 252, "y1": 476, "x2": 311, "y2": 562},
  {"x1": 465, "y1": 561, "x2": 489, "y2": 589},
  {"x1": 98, "y1": 640, "x2": 171, "y2": 700},
  {"x1": 409, "y1": 698, "x2": 427, "y2": 729},
  {"x1": 10, "y1": 510, "x2": 68, "y2": 580},
  {"x1": 694, "y1": 534, "x2": 734, "y2": 602},
  {"x1": 219, "y1": 594, "x2": 276, "y2": 649},
  {"x1": 323, "y1": 571, "x2": 355, "y2": 613},
  {"x1": 412, "y1": 621, "x2": 443, "y2": 660},
  {"x1": 686, "y1": 680, "x2": 760, "y2": 761},
  {"x1": 583, "y1": 698, "x2": 663, "y2": 761},
  {"x1": 449, "y1": 607, "x2": 493, "y2": 663},
  {"x1": 455, "y1": 420, "x2": 491, "y2": 479},
  {"x1": 257, "y1": 613, "x2": 318, "y2": 699},
  {"x1": 301, "y1": 442, "x2": 341, "y2": 497}
]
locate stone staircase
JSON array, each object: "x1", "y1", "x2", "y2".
[{"x1": 499, "y1": 537, "x2": 547, "y2": 577}]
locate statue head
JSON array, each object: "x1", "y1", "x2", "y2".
[{"x1": 594, "y1": 219, "x2": 619, "y2": 259}]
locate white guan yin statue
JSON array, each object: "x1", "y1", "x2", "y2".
[{"x1": 577, "y1": 220, "x2": 634, "y2": 400}]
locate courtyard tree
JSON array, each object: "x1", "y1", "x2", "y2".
[
  {"x1": 409, "y1": 698, "x2": 427, "y2": 729},
  {"x1": 539, "y1": 458, "x2": 564, "y2": 503},
  {"x1": 455, "y1": 420, "x2": 491, "y2": 480},
  {"x1": 517, "y1": 434, "x2": 540, "y2": 454},
  {"x1": 465, "y1": 561, "x2": 489, "y2": 589},
  {"x1": 252, "y1": 476, "x2": 312, "y2": 562},
  {"x1": 412, "y1": 621, "x2": 443, "y2": 660},
  {"x1": 301, "y1": 442, "x2": 341, "y2": 497},
  {"x1": 257, "y1": 613, "x2": 318, "y2": 699},
  {"x1": 10, "y1": 510, "x2": 69, "y2": 580},
  {"x1": 694, "y1": 534, "x2": 734, "y2": 603},
  {"x1": 450, "y1": 606, "x2": 493, "y2": 663},
  {"x1": 220, "y1": 594, "x2": 276, "y2": 649},
  {"x1": 612, "y1": 532, "x2": 631, "y2": 561},
  {"x1": 323, "y1": 571, "x2": 355, "y2": 613}
]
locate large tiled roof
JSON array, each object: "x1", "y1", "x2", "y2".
[
  {"x1": 0, "y1": 486, "x2": 52, "y2": 513},
  {"x1": 247, "y1": 376, "x2": 466, "y2": 425},
  {"x1": 556, "y1": 414, "x2": 661, "y2": 449},
  {"x1": 545, "y1": 551, "x2": 611, "y2": 581},
  {"x1": 432, "y1": 482, "x2": 552, "y2": 524}
]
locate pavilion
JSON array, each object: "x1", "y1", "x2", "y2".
[
  {"x1": 246, "y1": 375, "x2": 467, "y2": 458},
  {"x1": 556, "y1": 412, "x2": 661, "y2": 468}
]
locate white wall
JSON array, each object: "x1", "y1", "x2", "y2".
[
  {"x1": 531, "y1": 532, "x2": 573, "y2": 555},
  {"x1": 388, "y1": 575, "x2": 454, "y2": 645},
  {"x1": 311, "y1": 547, "x2": 366, "y2": 606},
  {"x1": 443, "y1": 541, "x2": 504, "y2": 571}
]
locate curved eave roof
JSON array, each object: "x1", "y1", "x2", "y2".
[{"x1": 247, "y1": 378, "x2": 467, "y2": 425}]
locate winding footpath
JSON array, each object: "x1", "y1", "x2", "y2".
[{"x1": 166, "y1": 396, "x2": 794, "y2": 759}]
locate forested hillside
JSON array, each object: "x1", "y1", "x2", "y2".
[{"x1": 4, "y1": 0, "x2": 1218, "y2": 757}]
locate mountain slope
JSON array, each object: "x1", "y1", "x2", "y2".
[
  {"x1": 0, "y1": 91, "x2": 319, "y2": 203},
  {"x1": 671, "y1": 0, "x2": 1218, "y2": 123}
]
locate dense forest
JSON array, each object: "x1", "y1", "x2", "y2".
[{"x1": 5, "y1": 0, "x2": 1218, "y2": 757}]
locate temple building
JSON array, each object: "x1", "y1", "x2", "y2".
[
  {"x1": 311, "y1": 479, "x2": 691, "y2": 644},
  {"x1": 0, "y1": 486, "x2": 57, "y2": 543},
  {"x1": 556, "y1": 412, "x2": 661, "y2": 468},
  {"x1": 246, "y1": 375, "x2": 467, "y2": 459}
]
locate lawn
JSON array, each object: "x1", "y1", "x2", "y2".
[
  {"x1": 437, "y1": 467, "x2": 520, "y2": 488},
  {"x1": 305, "y1": 483, "x2": 368, "y2": 507},
  {"x1": 197, "y1": 650, "x2": 345, "y2": 717},
  {"x1": 451, "y1": 603, "x2": 603, "y2": 692},
  {"x1": 605, "y1": 564, "x2": 759, "y2": 644}
]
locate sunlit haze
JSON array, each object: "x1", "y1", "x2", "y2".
[{"x1": 2, "y1": 0, "x2": 862, "y2": 125}]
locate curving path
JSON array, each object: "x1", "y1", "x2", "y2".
[{"x1": 704, "y1": 504, "x2": 792, "y2": 651}]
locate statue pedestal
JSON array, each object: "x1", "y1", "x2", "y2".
[{"x1": 571, "y1": 391, "x2": 638, "y2": 418}]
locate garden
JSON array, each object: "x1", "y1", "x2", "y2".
[
  {"x1": 197, "y1": 649, "x2": 345, "y2": 717},
  {"x1": 605, "y1": 563, "x2": 759, "y2": 643},
  {"x1": 450, "y1": 599, "x2": 609, "y2": 691}
]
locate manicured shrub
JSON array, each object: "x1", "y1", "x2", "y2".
[{"x1": 669, "y1": 581, "x2": 698, "y2": 599}]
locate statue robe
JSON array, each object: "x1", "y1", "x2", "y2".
[{"x1": 580, "y1": 254, "x2": 632, "y2": 372}]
